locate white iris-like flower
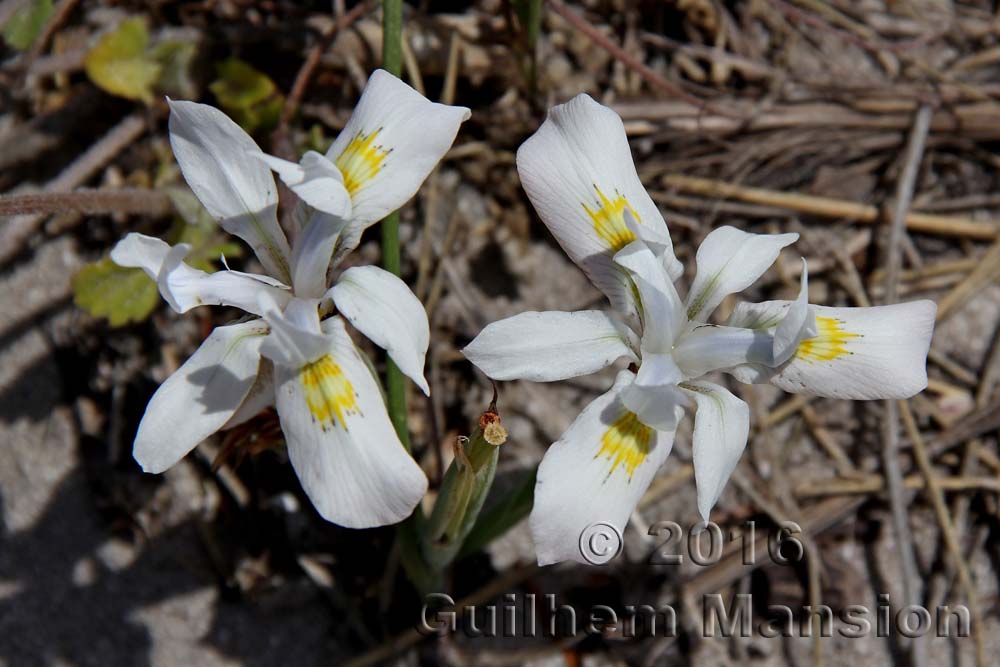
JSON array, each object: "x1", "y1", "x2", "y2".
[
  {"x1": 462, "y1": 94, "x2": 936, "y2": 566},
  {"x1": 112, "y1": 70, "x2": 470, "y2": 529}
]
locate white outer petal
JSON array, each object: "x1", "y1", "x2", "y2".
[
  {"x1": 685, "y1": 226, "x2": 798, "y2": 322},
  {"x1": 530, "y1": 370, "x2": 680, "y2": 566},
  {"x1": 167, "y1": 99, "x2": 291, "y2": 283},
  {"x1": 273, "y1": 316, "x2": 428, "y2": 528},
  {"x1": 326, "y1": 69, "x2": 470, "y2": 248},
  {"x1": 516, "y1": 94, "x2": 680, "y2": 320},
  {"x1": 462, "y1": 310, "x2": 638, "y2": 382},
  {"x1": 769, "y1": 301, "x2": 937, "y2": 399},
  {"x1": 679, "y1": 380, "x2": 750, "y2": 522},
  {"x1": 133, "y1": 320, "x2": 268, "y2": 473},
  {"x1": 329, "y1": 265, "x2": 431, "y2": 395}
]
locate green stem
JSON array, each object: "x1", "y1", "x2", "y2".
[{"x1": 380, "y1": 0, "x2": 409, "y2": 449}]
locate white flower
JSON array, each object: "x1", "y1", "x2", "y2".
[
  {"x1": 112, "y1": 70, "x2": 469, "y2": 528},
  {"x1": 461, "y1": 94, "x2": 936, "y2": 565}
]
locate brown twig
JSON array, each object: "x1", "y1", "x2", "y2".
[
  {"x1": 899, "y1": 402, "x2": 986, "y2": 667},
  {"x1": 0, "y1": 189, "x2": 172, "y2": 217},
  {"x1": 662, "y1": 174, "x2": 998, "y2": 240},
  {"x1": 880, "y1": 104, "x2": 931, "y2": 667}
]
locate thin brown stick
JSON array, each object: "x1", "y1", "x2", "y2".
[
  {"x1": 0, "y1": 189, "x2": 172, "y2": 217},
  {"x1": 899, "y1": 402, "x2": 986, "y2": 667},
  {"x1": 663, "y1": 174, "x2": 999, "y2": 240},
  {"x1": 881, "y1": 104, "x2": 931, "y2": 667},
  {"x1": 796, "y1": 474, "x2": 1000, "y2": 497}
]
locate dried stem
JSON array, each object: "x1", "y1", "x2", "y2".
[
  {"x1": 662, "y1": 174, "x2": 998, "y2": 240},
  {"x1": 0, "y1": 189, "x2": 172, "y2": 217},
  {"x1": 881, "y1": 103, "x2": 931, "y2": 667}
]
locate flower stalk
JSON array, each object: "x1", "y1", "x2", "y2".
[
  {"x1": 420, "y1": 395, "x2": 506, "y2": 574},
  {"x1": 380, "y1": 0, "x2": 410, "y2": 448}
]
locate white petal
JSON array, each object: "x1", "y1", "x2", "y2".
[
  {"x1": 258, "y1": 296, "x2": 328, "y2": 367},
  {"x1": 222, "y1": 358, "x2": 275, "y2": 429},
  {"x1": 256, "y1": 151, "x2": 352, "y2": 219},
  {"x1": 325, "y1": 70, "x2": 470, "y2": 250},
  {"x1": 768, "y1": 301, "x2": 937, "y2": 399},
  {"x1": 167, "y1": 99, "x2": 291, "y2": 282},
  {"x1": 462, "y1": 310, "x2": 638, "y2": 382},
  {"x1": 621, "y1": 355, "x2": 688, "y2": 431},
  {"x1": 110, "y1": 232, "x2": 169, "y2": 280},
  {"x1": 272, "y1": 316, "x2": 428, "y2": 528},
  {"x1": 673, "y1": 324, "x2": 773, "y2": 378},
  {"x1": 679, "y1": 380, "x2": 750, "y2": 522},
  {"x1": 516, "y1": 94, "x2": 681, "y2": 320},
  {"x1": 133, "y1": 320, "x2": 268, "y2": 473},
  {"x1": 772, "y1": 259, "x2": 816, "y2": 365},
  {"x1": 685, "y1": 226, "x2": 798, "y2": 322},
  {"x1": 530, "y1": 370, "x2": 680, "y2": 565},
  {"x1": 614, "y1": 239, "x2": 685, "y2": 350},
  {"x1": 160, "y1": 249, "x2": 291, "y2": 316},
  {"x1": 329, "y1": 265, "x2": 431, "y2": 395},
  {"x1": 112, "y1": 233, "x2": 291, "y2": 316},
  {"x1": 287, "y1": 214, "x2": 349, "y2": 299}
]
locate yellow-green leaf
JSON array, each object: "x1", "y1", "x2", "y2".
[
  {"x1": 73, "y1": 257, "x2": 159, "y2": 327},
  {"x1": 2, "y1": 0, "x2": 53, "y2": 50},
  {"x1": 209, "y1": 58, "x2": 284, "y2": 132},
  {"x1": 84, "y1": 18, "x2": 161, "y2": 103}
]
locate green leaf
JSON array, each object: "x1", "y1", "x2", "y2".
[
  {"x1": 2, "y1": 0, "x2": 53, "y2": 51},
  {"x1": 209, "y1": 58, "x2": 284, "y2": 132},
  {"x1": 84, "y1": 18, "x2": 161, "y2": 102},
  {"x1": 73, "y1": 257, "x2": 159, "y2": 327}
]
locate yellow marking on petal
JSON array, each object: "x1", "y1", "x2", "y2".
[
  {"x1": 595, "y1": 411, "x2": 652, "y2": 479},
  {"x1": 300, "y1": 354, "x2": 360, "y2": 430},
  {"x1": 583, "y1": 187, "x2": 640, "y2": 251},
  {"x1": 796, "y1": 316, "x2": 862, "y2": 362},
  {"x1": 334, "y1": 128, "x2": 390, "y2": 196}
]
